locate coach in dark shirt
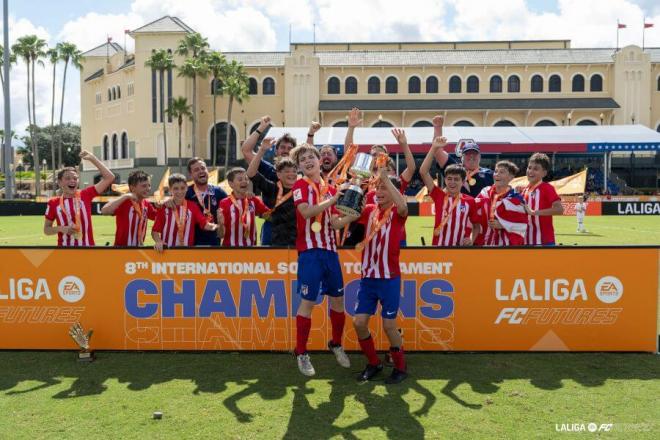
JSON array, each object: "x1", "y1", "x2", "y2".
[{"x1": 185, "y1": 157, "x2": 227, "y2": 246}]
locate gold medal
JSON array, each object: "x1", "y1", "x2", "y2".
[
  {"x1": 311, "y1": 222, "x2": 322, "y2": 233},
  {"x1": 468, "y1": 178, "x2": 476, "y2": 186}
]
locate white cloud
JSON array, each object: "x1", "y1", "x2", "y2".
[{"x1": 58, "y1": 12, "x2": 144, "y2": 53}]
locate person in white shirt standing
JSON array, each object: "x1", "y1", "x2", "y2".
[{"x1": 575, "y1": 195, "x2": 588, "y2": 233}]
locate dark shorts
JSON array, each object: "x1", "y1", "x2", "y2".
[
  {"x1": 355, "y1": 277, "x2": 401, "y2": 319},
  {"x1": 297, "y1": 249, "x2": 344, "y2": 301}
]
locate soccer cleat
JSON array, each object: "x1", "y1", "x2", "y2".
[
  {"x1": 296, "y1": 353, "x2": 316, "y2": 377},
  {"x1": 357, "y1": 363, "x2": 383, "y2": 382},
  {"x1": 328, "y1": 341, "x2": 351, "y2": 368},
  {"x1": 385, "y1": 368, "x2": 408, "y2": 384}
]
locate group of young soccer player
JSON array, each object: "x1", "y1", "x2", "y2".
[{"x1": 43, "y1": 109, "x2": 565, "y2": 384}]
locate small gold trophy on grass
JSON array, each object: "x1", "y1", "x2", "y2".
[{"x1": 69, "y1": 322, "x2": 94, "y2": 362}]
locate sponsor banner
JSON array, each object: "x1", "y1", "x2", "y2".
[
  {"x1": 0, "y1": 248, "x2": 656, "y2": 352},
  {"x1": 602, "y1": 201, "x2": 660, "y2": 216},
  {"x1": 561, "y1": 201, "x2": 602, "y2": 216}
]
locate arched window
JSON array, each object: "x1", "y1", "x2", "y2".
[
  {"x1": 345, "y1": 76, "x2": 358, "y2": 94},
  {"x1": 489, "y1": 75, "x2": 502, "y2": 93},
  {"x1": 368, "y1": 76, "x2": 380, "y2": 94},
  {"x1": 577, "y1": 119, "x2": 598, "y2": 126},
  {"x1": 426, "y1": 76, "x2": 438, "y2": 93},
  {"x1": 262, "y1": 77, "x2": 275, "y2": 95},
  {"x1": 412, "y1": 120, "x2": 433, "y2": 127},
  {"x1": 385, "y1": 76, "x2": 398, "y2": 94},
  {"x1": 466, "y1": 75, "x2": 479, "y2": 93},
  {"x1": 535, "y1": 119, "x2": 557, "y2": 126},
  {"x1": 507, "y1": 75, "x2": 520, "y2": 93},
  {"x1": 590, "y1": 74, "x2": 603, "y2": 92},
  {"x1": 248, "y1": 77, "x2": 257, "y2": 95},
  {"x1": 210, "y1": 122, "x2": 238, "y2": 165},
  {"x1": 102, "y1": 135, "x2": 109, "y2": 160},
  {"x1": 332, "y1": 121, "x2": 349, "y2": 127},
  {"x1": 327, "y1": 77, "x2": 340, "y2": 94},
  {"x1": 531, "y1": 75, "x2": 543, "y2": 92},
  {"x1": 454, "y1": 120, "x2": 475, "y2": 127},
  {"x1": 117, "y1": 86, "x2": 121, "y2": 99},
  {"x1": 211, "y1": 78, "x2": 223, "y2": 95},
  {"x1": 657, "y1": 76, "x2": 660, "y2": 91},
  {"x1": 121, "y1": 132, "x2": 129, "y2": 159},
  {"x1": 408, "y1": 76, "x2": 421, "y2": 94},
  {"x1": 449, "y1": 76, "x2": 462, "y2": 93},
  {"x1": 111, "y1": 133, "x2": 118, "y2": 160},
  {"x1": 372, "y1": 120, "x2": 393, "y2": 128},
  {"x1": 549, "y1": 74, "x2": 561, "y2": 92},
  {"x1": 572, "y1": 74, "x2": 585, "y2": 92},
  {"x1": 494, "y1": 120, "x2": 515, "y2": 127},
  {"x1": 108, "y1": 88, "x2": 112, "y2": 101},
  {"x1": 112, "y1": 87, "x2": 116, "y2": 100}
]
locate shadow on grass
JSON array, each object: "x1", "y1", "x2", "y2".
[{"x1": 0, "y1": 351, "x2": 658, "y2": 438}]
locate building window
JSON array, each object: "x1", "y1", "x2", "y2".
[
  {"x1": 412, "y1": 120, "x2": 433, "y2": 127},
  {"x1": 426, "y1": 76, "x2": 438, "y2": 93},
  {"x1": 211, "y1": 78, "x2": 223, "y2": 95},
  {"x1": 263, "y1": 77, "x2": 275, "y2": 95},
  {"x1": 449, "y1": 76, "x2": 461, "y2": 93},
  {"x1": 368, "y1": 76, "x2": 380, "y2": 94},
  {"x1": 248, "y1": 77, "x2": 258, "y2": 95},
  {"x1": 102, "y1": 135, "x2": 109, "y2": 160},
  {"x1": 531, "y1": 74, "x2": 543, "y2": 92},
  {"x1": 95, "y1": 92, "x2": 101, "y2": 105},
  {"x1": 466, "y1": 76, "x2": 479, "y2": 93},
  {"x1": 454, "y1": 120, "x2": 475, "y2": 127},
  {"x1": 121, "y1": 132, "x2": 129, "y2": 159},
  {"x1": 151, "y1": 68, "x2": 157, "y2": 123},
  {"x1": 327, "y1": 77, "x2": 340, "y2": 94},
  {"x1": 408, "y1": 76, "x2": 421, "y2": 94},
  {"x1": 127, "y1": 83, "x2": 134, "y2": 96},
  {"x1": 577, "y1": 119, "x2": 597, "y2": 126},
  {"x1": 167, "y1": 57, "x2": 173, "y2": 122},
  {"x1": 333, "y1": 121, "x2": 348, "y2": 127},
  {"x1": 117, "y1": 85, "x2": 121, "y2": 99},
  {"x1": 489, "y1": 75, "x2": 502, "y2": 93},
  {"x1": 372, "y1": 120, "x2": 393, "y2": 127},
  {"x1": 549, "y1": 74, "x2": 561, "y2": 92},
  {"x1": 345, "y1": 76, "x2": 358, "y2": 94},
  {"x1": 385, "y1": 76, "x2": 397, "y2": 94},
  {"x1": 112, "y1": 87, "x2": 116, "y2": 100},
  {"x1": 507, "y1": 75, "x2": 520, "y2": 93},
  {"x1": 590, "y1": 74, "x2": 603, "y2": 92},
  {"x1": 572, "y1": 74, "x2": 585, "y2": 92},
  {"x1": 210, "y1": 122, "x2": 238, "y2": 165},
  {"x1": 107, "y1": 88, "x2": 112, "y2": 101},
  {"x1": 535, "y1": 119, "x2": 556, "y2": 126},
  {"x1": 111, "y1": 133, "x2": 118, "y2": 160},
  {"x1": 494, "y1": 120, "x2": 515, "y2": 127}
]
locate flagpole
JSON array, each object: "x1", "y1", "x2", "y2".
[
  {"x1": 642, "y1": 17, "x2": 645, "y2": 50},
  {"x1": 616, "y1": 20, "x2": 619, "y2": 51}
]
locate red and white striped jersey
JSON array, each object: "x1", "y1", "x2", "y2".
[
  {"x1": 357, "y1": 204, "x2": 407, "y2": 279},
  {"x1": 113, "y1": 199, "x2": 158, "y2": 246},
  {"x1": 218, "y1": 195, "x2": 268, "y2": 246},
  {"x1": 429, "y1": 187, "x2": 481, "y2": 246},
  {"x1": 292, "y1": 177, "x2": 338, "y2": 253},
  {"x1": 152, "y1": 200, "x2": 208, "y2": 248},
  {"x1": 523, "y1": 181, "x2": 561, "y2": 245},
  {"x1": 45, "y1": 186, "x2": 98, "y2": 247},
  {"x1": 365, "y1": 175, "x2": 409, "y2": 241},
  {"x1": 476, "y1": 186, "x2": 528, "y2": 247}
]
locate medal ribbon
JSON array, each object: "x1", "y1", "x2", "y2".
[
  {"x1": 194, "y1": 185, "x2": 212, "y2": 220},
  {"x1": 59, "y1": 191, "x2": 82, "y2": 240},
  {"x1": 465, "y1": 169, "x2": 478, "y2": 187},
  {"x1": 263, "y1": 182, "x2": 293, "y2": 219},
  {"x1": 174, "y1": 203, "x2": 187, "y2": 246},
  {"x1": 489, "y1": 187, "x2": 510, "y2": 221},
  {"x1": 326, "y1": 144, "x2": 358, "y2": 186},
  {"x1": 356, "y1": 205, "x2": 393, "y2": 252},
  {"x1": 131, "y1": 200, "x2": 147, "y2": 246},
  {"x1": 522, "y1": 181, "x2": 542, "y2": 204},
  {"x1": 303, "y1": 176, "x2": 328, "y2": 230},
  {"x1": 433, "y1": 192, "x2": 460, "y2": 237},
  {"x1": 229, "y1": 194, "x2": 250, "y2": 238}
]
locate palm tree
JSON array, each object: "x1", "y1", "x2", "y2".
[
  {"x1": 0, "y1": 44, "x2": 17, "y2": 91},
  {"x1": 177, "y1": 58, "x2": 208, "y2": 159},
  {"x1": 176, "y1": 33, "x2": 209, "y2": 157},
  {"x1": 205, "y1": 51, "x2": 226, "y2": 166},
  {"x1": 145, "y1": 49, "x2": 176, "y2": 166},
  {"x1": 13, "y1": 35, "x2": 46, "y2": 196},
  {"x1": 165, "y1": 97, "x2": 193, "y2": 173},
  {"x1": 221, "y1": 60, "x2": 250, "y2": 171},
  {"x1": 56, "y1": 42, "x2": 82, "y2": 167},
  {"x1": 47, "y1": 47, "x2": 59, "y2": 187},
  {"x1": 0, "y1": 129, "x2": 17, "y2": 172}
]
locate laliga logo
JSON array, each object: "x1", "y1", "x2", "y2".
[
  {"x1": 594, "y1": 276, "x2": 623, "y2": 304},
  {"x1": 58, "y1": 276, "x2": 85, "y2": 303}
]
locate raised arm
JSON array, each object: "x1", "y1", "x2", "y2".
[
  {"x1": 431, "y1": 115, "x2": 450, "y2": 168},
  {"x1": 392, "y1": 128, "x2": 415, "y2": 182},
  {"x1": 344, "y1": 107, "x2": 362, "y2": 151},
  {"x1": 101, "y1": 192, "x2": 137, "y2": 215},
  {"x1": 297, "y1": 191, "x2": 341, "y2": 220},
  {"x1": 420, "y1": 136, "x2": 447, "y2": 193},
  {"x1": 246, "y1": 137, "x2": 274, "y2": 178},
  {"x1": 306, "y1": 121, "x2": 321, "y2": 145},
  {"x1": 241, "y1": 115, "x2": 271, "y2": 164},
  {"x1": 379, "y1": 167, "x2": 408, "y2": 217},
  {"x1": 80, "y1": 150, "x2": 115, "y2": 194}
]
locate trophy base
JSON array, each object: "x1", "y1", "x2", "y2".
[
  {"x1": 77, "y1": 351, "x2": 95, "y2": 362},
  {"x1": 336, "y1": 205, "x2": 361, "y2": 218}
]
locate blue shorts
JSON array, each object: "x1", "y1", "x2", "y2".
[
  {"x1": 355, "y1": 277, "x2": 401, "y2": 319},
  {"x1": 260, "y1": 221, "x2": 272, "y2": 246},
  {"x1": 543, "y1": 242, "x2": 556, "y2": 246},
  {"x1": 399, "y1": 239, "x2": 407, "y2": 247},
  {"x1": 297, "y1": 249, "x2": 344, "y2": 301}
]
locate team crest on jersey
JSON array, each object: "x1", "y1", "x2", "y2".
[
  {"x1": 248, "y1": 204, "x2": 255, "y2": 213},
  {"x1": 459, "y1": 205, "x2": 467, "y2": 212},
  {"x1": 293, "y1": 189, "x2": 302, "y2": 201}
]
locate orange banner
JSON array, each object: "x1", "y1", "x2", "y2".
[{"x1": 0, "y1": 248, "x2": 657, "y2": 352}]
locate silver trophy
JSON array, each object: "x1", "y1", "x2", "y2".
[
  {"x1": 336, "y1": 153, "x2": 374, "y2": 217},
  {"x1": 69, "y1": 322, "x2": 94, "y2": 362}
]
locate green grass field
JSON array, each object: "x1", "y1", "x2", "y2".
[
  {"x1": 0, "y1": 214, "x2": 658, "y2": 438},
  {"x1": 0, "y1": 352, "x2": 658, "y2": 439},
  {"x1": 1, "y1": 214, "x2": 659, "y2": 246}
]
